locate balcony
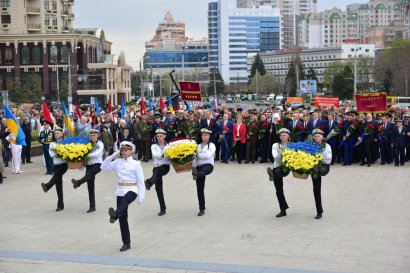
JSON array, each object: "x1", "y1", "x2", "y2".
[
  {"x1": 26, "y1": 7, "x2": 41, "y2": 14},
  {"x1": 68, "y1": 0, "x2": 74, "y2": 4},
  {"x1": 69, "y1": 13, "x2": 74, "y2": 19},
  {"x1": 62, "y1": 26, "x2": 71, "y2": 33},
  {"x1": 27, "y1": 23, "x2": 41, "y2": 31},
  {"x1": 61, "y1": 10, "x2": 68, "y2": 16}
]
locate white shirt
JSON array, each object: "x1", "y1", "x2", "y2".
[
  {"x1": 86, "y1": 140, "x2": 104, "y2": 165},
  {"x1": 151, "y1": 143, "x2": 171, "y2": 166},
  {"x1": 319, "y1": 143, "x2": 332, "y2": 165},
  {"x1": 272, "y1": 142, "x2": 288, "y2": 168},
  {"x1": 101, "y1": 152, "x2": 145, "y2": 202},
  {"x1": 193, "y1": 142, "x2": 216, "y2": 166},
  {"x1": 49, "y1": 140, "x2": 66, "y2": 165}
]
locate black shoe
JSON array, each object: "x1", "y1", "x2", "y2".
[
  {"x1": 158, "y1": 210, "x2": 166, "y2": 216},
  {"x1": 360, "y1": 162, "x2": 366, "y2": 166},
  {"x1": 381, "y1": 162, "x2": 385, "y2": 165},
  {"x1": 120, "y1": 244, "x2": 130, "y2": 252},
  {"x1": 342, "y1": 163, "x2": 348, "y2": 166},
  {"x1": 4, "y1": 164, "x2": 8, "y2": 167},
  {"x1": 245, "y1": 161, "x2": 249, "y2": 164},
  {"x1": 27, "y1": 161, "x2": 33, "y2": 163},
  {"x1": 259, "y1": 160, "x2": 267, "y2": 163},
  {"x1": 266, "y1": 167, "x2": 274, "y2": 181},
  {"x1": 220, "y1": 160, "x2": 225, "y2": 163},
  {"x1": 41, "y1": 183, "x2": 48, "y2": 193},
  {"x1": 192, "y1": 168, "x2": 198, "y2": 181},
  {"x1": 251, "y1": 161, "x2": 255, "y2": 164},
  {"x1": 56, "y1": 207, "x2": 64, "y2": 212},
  {"x1": 238, "y1": 161, "x2": 241, "y2": 164},
  {"x1": 145, "y1": 179, "x2": 152, "y2": 191},
  {"x1": 276, "y1": 210, "x2": 287, "y2": 218},
  {"x1": 22, "y1": 161, "x2": 25, "y2": 164},
  {"x1": 108, "y1": 207, "x2": 117, "y2": 223},
  {"x1": 87, "y1": 207, "x2": 96, "y2": 213},
  {"x1": 315, "y1": 213, "x2": 322, "y2": 219},
  {"x1": 367, "y1": 164, "x2": 371, "y2": 167},
  {"x1": 72, "y1": 179, "x2": 79, "y2": 189},
  {"x1": 197, "y1": 210, "x2": 205, "y2": 216},
  {"x1": 400, "y1": 163, "x2": 404, "y2": 166},
  {"x1": 395, "y1": 164, "x2": 399, "y2": 167}
]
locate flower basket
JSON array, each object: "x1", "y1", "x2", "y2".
[
  {"x1": 292, "y1": 171, "x2": 309, "y2": 180},
  {"x1": 67, "y1": 161, "x2": 84, "y2": 169},
  {"x1": 171, "y1": 160, "x2": 193, "y2": 173}
]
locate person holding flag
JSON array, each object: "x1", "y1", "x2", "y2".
[
  {"x1": 61, "y1": 102, "x2": 75, "y2": 137},
  {"x1": 39, "y1": 121, "x2": 54, "y2": 175},
  {"x1": 4, "y1": 104, "x2": 27, "y2": 175}
]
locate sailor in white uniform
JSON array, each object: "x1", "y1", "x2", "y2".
[
  {"x1": 145, "y1": 129, "x2": 171, "y2": 216},
  {"x1": 192, "y1": 128, "x2": 216, "y2": 216},
  {"x1": 101, "y1": 141, "x2": 145, "y2": 252}
]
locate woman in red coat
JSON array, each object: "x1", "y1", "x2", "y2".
[{"x1": 232, "y1": 114, "x2": 247, "y2": 164}]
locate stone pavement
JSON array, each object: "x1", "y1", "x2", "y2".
[{"x1": 0, "y1": 156, "x2": 409, "y2": 273}]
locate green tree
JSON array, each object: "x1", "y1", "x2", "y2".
[
  {"x1": 131, "y1": 71, "x2": 142, "y2": 97},
  {"x1": 285, "y1": 59, "x2": 297, "y2": 97},
  {"x1": 323, "y1": 61, "x2": 346, "y2": 93},
  {"x1": 58, "y1": 79, "x2": 68, "y2": 102},
  {"x1": 9, "y1": 80, "x2": 24, "y2": 105},
  {"x1": 248, "y1": 74, "x2": 280, "y2": 94},
  {"x1": 24, "y1": 73, "x2": 43, "y2": 103},
  {"x1": 306, "y1": 67, "x2": 318, "y2": 81},
  {"x1": 208, "y1": 67, "x2": 224, "y2": 96},
  {"x1": 249, "y1": 54, "x2": 266, "y2": 80},
  {"x1": 332, "y1": 65, "x2": 354, "y2": 99}
]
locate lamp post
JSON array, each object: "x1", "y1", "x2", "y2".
[
  {"x1": 182, "y1": 37, "x2": 188, "y2": 81},
  {"x1": 50, "y1": 59, "x2": 64, "y2": 102}
]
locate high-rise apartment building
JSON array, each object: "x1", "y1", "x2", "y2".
[
  {"x1": 0, "y1": 0, "x2": 131, "y2": 105},
  {"x1": 208, "y1": 0, "x2": 281, "y2": 84}
]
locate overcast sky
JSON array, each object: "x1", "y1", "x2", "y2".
[{"x1": 74, "y1": 0, "x2": 368, "y2": 71}]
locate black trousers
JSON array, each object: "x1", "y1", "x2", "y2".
[
  {"x1": 312, "y1": 176, "x2": 323, "y2": 214},
  {"x1": 195, "y1": 164, "x2": 214, "y2": 211},
  {"x1": 150, "y1": 164, "x2": 170, "y2": 211},
  {"x1": 362, "y1": 137, "x2": 372, "y2": 164},
  {"x1": 394, "y1": 146, "x2": 406, "y2": 165},
  {"x1": 273, "y1": 167, "x2": 289, "y2": 212},
  {"x1": 21, "y1": 142, "x2": 31, "y2": 163},
  {"x1": 235, "y1": 141, "x2": 245, "y2": 163},
  {"x1": 245, "y1": 136, "x2": 258, "y2": 162},
  {"x1": 78, "y1": 163, "x2": 101, "y2": 209},
  {"x1": 45, "y1": 163, "x2": 68, "y2": 209},
  {"x1": 116, "y1": 191, "x2": 137, "y2": 245}
]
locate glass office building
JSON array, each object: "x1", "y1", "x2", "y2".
[{"x1": 208, "y1": 0, "x2": 281, "y2": 84}]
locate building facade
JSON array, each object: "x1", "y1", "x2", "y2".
[
  {"x1": 0, "y1": 0, "x2": 130, "y2": 105},
  {"x1": 252, "y1": 44, "x2": 376, "y2": 84},
  {"x1": 208, "y1": 0, "x2": 281, "y2": 84}
]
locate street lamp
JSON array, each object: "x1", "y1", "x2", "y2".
[
  {"x1": 50, "y1": 59, "x2": 64, "y2": 102},
  {"x1": 182, "y1": 37, "x2": 188, "y2": 81},
  {"x1": 195, "y1": 56, "x2": 207, "y2": 81}
]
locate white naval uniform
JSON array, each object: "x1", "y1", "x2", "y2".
[
  {"x1": 320, "y1": 143, "x2": 332, "y2": 165},
  {"x1": 8, "y1": 133, "x2": 22, "y2": 174},
  {"x1": 49, "y1": 141, "x2": 66, "y2": 165},
  {"x1": 272, "y1": 142, "x2": 288, "y2": 169},
  {"x1": 151, "y1": 143, "x2": 170, "y2": 167},
  {"x1": 193, "y1": 142, "x2": 216, "y2": 167},
  {"x1": 101, "y1": 151, "x2": 145, "y2": 202},
  {"x1": 86, "y1": 140, "x2": 104, "y2": 165}
]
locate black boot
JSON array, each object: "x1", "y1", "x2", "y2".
[{"x1": 0, "y1": 173, "x2": 3, "y2": 184}]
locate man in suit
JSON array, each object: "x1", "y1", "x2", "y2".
[
  {"x1": 360, "y1": 113, "x2": 379, "y2": 167},
  {"x1": 200, "y1": 110, "x2": 217, "y2": 143},
  {"x1": 307, "y1": 111, "x2": 325, "y2": 135},
  {"x1": 287, "y1": 112, "x2": 303, "y2": 142},
  {"x1": 379, "y1": 114, "x2": 393, "y2": 165},
  {"x1": 391, "y1": 119, "x2": 410, "y2": 166},
  {"x1": 325, "y1": 113, "x2": 338, "y2": 165},
  {"x1": 175, "y1": 110, "x2": 187, "y2": 139},
  {"x1": 218, "y1": 113, "x2": 233, "y2": 164}
]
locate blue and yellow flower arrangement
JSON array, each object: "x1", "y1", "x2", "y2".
[
  {"x1": 282, "y1": 141, "x2": 323, "y2": 175},
  {"x1": 55, "y1": 136, "x2": 94, "y2": 162}
]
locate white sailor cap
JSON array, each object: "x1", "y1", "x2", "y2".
[
  {"x1": 278, "y1": 128, "x2": 290, "y2": 135},
  {"x1": 201, "y1": 128, "x2": 212, "y2": 134},
  {"x1": 119, "y1": 141, "x2": 135, "y2": 153},
  {"x1": 155, "y1": 129, "x2": 166, "y2": 135},
  {"x1": 312, "y1": 129, "x2": 324, "y2": 135}
]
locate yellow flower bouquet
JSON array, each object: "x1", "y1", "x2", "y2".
[
  {"x1": 164, "y1": 139, "x2": 198, "y2": 173},
  {"x1": 282, "y1": 141, "x2": 323, "y2": 179},
  {"x1": 55, "y1": 137, "x2": 94, "y2": 169}
]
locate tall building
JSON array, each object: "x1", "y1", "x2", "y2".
[
  {"x1": 306, "y1": 0, "x2": 404, "y2": 48},
  {"x1": 208, "y1": 0, "x2": 281, "y2": 84},
  {"x1": 0, "y1": 0, "x2": 131, "y2": 105},
  {"x1": 144, "y1": 12, "x2": 209, "y2": 84}
]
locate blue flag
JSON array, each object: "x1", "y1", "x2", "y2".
[
  {"x1": 61, "y1": 101, "x2": 75, "y2": 137},
  {"x1": 148, "y1": 97, "x2": 154, "y2": 111},
  {"x1": 210, "y1": 100, "x2": 214, "y2": 111},
  {"x1": 95, "y1": 101, "x2": 101, "y2": 117},
  {"x1": 121, "y1": 99, "x2": 125, "y2": 119},
  {"x1": 3, "y1": 104, "x2": 26, "y2": 146},
  {"x1": 187, "y1": 101, "x2": 192, "y2": 111}
]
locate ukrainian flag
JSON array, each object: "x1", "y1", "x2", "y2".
[
  {"x1": 3, "y1": 104, "x2": 26, "y2": 146},
  {"x1": 61, "y1": 101, "x2": 75, "y2": 137}
]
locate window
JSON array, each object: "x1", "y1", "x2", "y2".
[
  {"x1": 44, "y1": 16, "x2": 50, "y2": 26},
  {"x1": 61, "y1": 45, "x2": 68, "y2": 63},
  {"x1": 5, "y1": 47, "x2": 12, "y2": 64},
  {"x1": 52, "y1": 17, "x2": 57, "y2": 26},
  {"x1": 0, "y1": 50, "x2": 2, "y2": 65},
  {"x1": 33, "y1": 46, "x2": 41, "y2": 64},
  {"x1": 49, "y1": 45, "x2": 58, "y2": 62},
  {"x1": 44, "y1": 1, "x2": 49, "y2": 10},
  {"x1": 21, "y1": 46, "x2": 30, "y2": 65},
  {"x1": 1, "y1": 15, "x2": 11, "y2": 24},
  {"x1": 51, "y1": 1, "x2": 57, "y2": 10},
  {"x1": 0, "y1": 0, "x2": 10, "y2": 7}
]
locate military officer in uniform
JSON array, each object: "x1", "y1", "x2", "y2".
[
  {"x1": 41, "y1": 126, "x2": 68, "y2": 211},
  {"x1": 101, "y1": 141, "x2": 145, "y2": 252},
  {"x1": 137, "y1": 113, "x2": 152, "y2": 162},
  {"x1": 145, "y1": 129, "x2": 171, "y2": 216},
  {"x1": 192, "y1": 128, "x2": 216, "y2": 216},
  {"x1": 266, "y1": 128, "x2": 291, "y2": 217},
  {"x1": 71, "y1": 129, "x2": 104, "y2": 213},
  {"x1": 39, "y1": 121, "x2": 55, "y2": 175}
]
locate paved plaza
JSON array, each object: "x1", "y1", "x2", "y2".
[{"x1": 0, "y1": 156, "x2": 409, "y2": 273}]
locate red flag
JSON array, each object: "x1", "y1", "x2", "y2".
[
  {"x1": 159, "y1": 96, "x2": 166, "y2": 110},
  {"x1": 42, "y1": 102, "x2": 54, "y2": 124},
  {"x1": 197, "y1": 102, "x2": 200, "y2": 110},
  {"x1": 176, "y1": 100, "x2": 181, "y2": 111},
  {"x1": 140, "y1": 98, "x2": 146, "y2": 115},
  {"x1": 107, "y1": 99, "x2": 113, "y2": 119},
  {"x1": 75, "y1": 103, "x2": 82, "y2": 118}
]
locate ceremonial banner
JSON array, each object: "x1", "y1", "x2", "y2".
[
  {"x1": 355, "y1": 92, "x2": 387, "y2": 114},
  {"x1": 313, "y1": 96, "x2": 339, "y2": 108},
  {"x1": 179, "y1": 81, "x2": 202, "y2": 101}
]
